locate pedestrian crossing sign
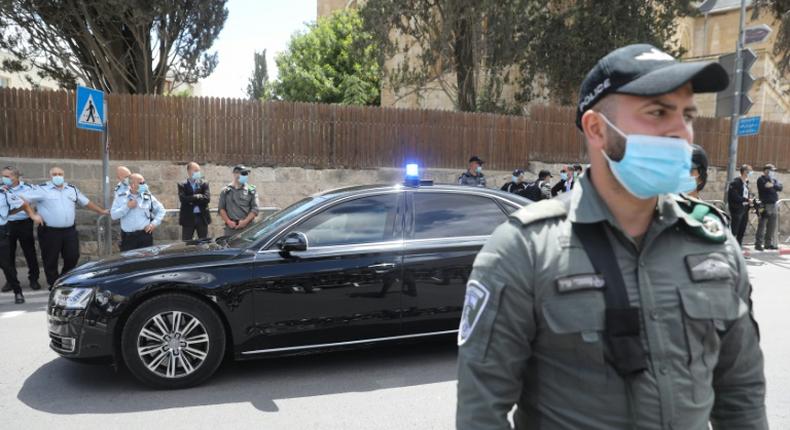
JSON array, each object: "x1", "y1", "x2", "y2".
[{"x1": 76, "y1": 85, "x2": 105, "y2": 131}]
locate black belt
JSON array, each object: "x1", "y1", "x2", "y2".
[
  {"x1": 8, "y1": 218, "x2": 33, "y2": 224},
  {"x1": 40, "y1": 225, "x2": 75, "y2": 231},
  {"x1": 123, "y1": 229, "x2": 151, "y2": 236}
]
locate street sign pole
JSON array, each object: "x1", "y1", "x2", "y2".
[
  {"x1": 725, "y1": 0, "x2": 747, "y2": 207},
  {"x1": 101, "y1": 102, "x2": 111, "y2": 256}
]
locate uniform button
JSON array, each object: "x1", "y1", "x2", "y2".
[
  {"x1": 660, "y1": 366, "x2": 668, "y2": 375},
  {"x1": 650, "y1": 310, "x2": 659, "y2": 320}
]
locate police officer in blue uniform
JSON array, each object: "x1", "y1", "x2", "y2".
[
  {"x1": 24, "y1": 166, "x2": 109, "y2": 289},
  {"x1": 114, "y1": 166, "x2": 132, "y2": 201},
  {"x1": 111, "y1": 173, "x2": 165, "y2": 251},
  {"x1": 1, "y1": 166, "x2": 41, "y2": 292},
  {"x1": 1, "y1": 181, "x2": 42, "y2": 304}
]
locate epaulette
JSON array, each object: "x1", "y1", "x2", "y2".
[
  {"x1": 509, "y1": 198, "x2": 568, "y2": 227},
  {"x1": 246, "y1": 184, "x2": 256, "y2": 191},
  {"x1": 674, "y1": 193, "x2": 729, "y2": 243}
]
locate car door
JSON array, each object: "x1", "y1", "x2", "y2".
[
  {"x1": 247, "y1": 192, "x2": 405, "y2": 353},
  {"x1": 400, "y1": 191, "x2": 512, "y2": 335}
]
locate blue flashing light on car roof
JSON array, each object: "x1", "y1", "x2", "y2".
[{"x1": 406, "y1": 163, "x2": 419, "y2": 178}]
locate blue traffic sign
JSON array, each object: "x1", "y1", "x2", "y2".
[
  {"x1": 76, "y1": 86, "x2": 104, "y2": 131},
  {"x1": 737, "y1": 116, "x2": 761, "y2": 137}
]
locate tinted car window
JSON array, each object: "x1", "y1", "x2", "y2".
[
  {"x1": 413, "y1": 193, "x2": 507, "y2": 239},
  {"x1": 296, "y1": 194, "x2": 399, "y2": 246}
]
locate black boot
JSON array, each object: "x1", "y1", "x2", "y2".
[
  {"x1": 30, "y1": 280, "x2": 41, "y2": 291},
  {"x1": 14, "y1": 292, "x2": 25, "y2": 304}
]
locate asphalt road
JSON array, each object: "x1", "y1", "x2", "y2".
[{"x1": 1, "y1": 252, "x2": 788, "y2": 430}]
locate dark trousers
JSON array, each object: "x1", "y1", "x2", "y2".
[
  {"x1": 5, "y1": 219, "x2": 39, "y2": 284},
  {"x1": 756, "y1": 203, "x2": 778, "y2": 247},
  {"x1": 120, "y1": 230, "x2": 154, "y2": 251},
  {"x1": 0, "y1": 226, "x2": 22, "y2": 294},
  {"x1": 37, "y1": 225, "x2": 79, "y2": 287},
  {"x1": 730, "y1": 209, "x2": 749, "y2": 246},
  {"x1": 181, "y1": 214, "x2": 209, "y2": 241}
]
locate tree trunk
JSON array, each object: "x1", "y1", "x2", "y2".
[{"x1": 454, "y1": 10, "x2": 476, "y2": 112}]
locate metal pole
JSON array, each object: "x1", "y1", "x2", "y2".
[
  {"x1": 101, "y1": 102, "x2": 111, "y2": 256},
  {"x1": 724, "y1": 0, "x2": 747, "y2": 207}
]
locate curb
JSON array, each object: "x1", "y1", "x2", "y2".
[{"x1": 743, "y1": 247, "x2": 789, "y2": 256}]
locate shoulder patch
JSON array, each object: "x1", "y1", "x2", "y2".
[
  {"x1": 510, "y1": 198, "x2": 568, "y2": 226},
  {"x1": 675, "y1": 194, "x2": 729, "y2": 243},
  {"x1": 246, "y1": 184, "x2": 256, "y2": 191},
  {"x1": 458, "y1": 280, "x2": 491, "y2": 346}
]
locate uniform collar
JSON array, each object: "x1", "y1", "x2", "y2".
[
  {"x1": 567, "y1": 170, "x2": 681, "y2": 229},
  {"x1": 11, "y1": 181, "x2": 25, "y2": 191}
]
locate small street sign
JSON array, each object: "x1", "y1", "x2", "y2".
[
  {"x1": 737, "y1": 116, "x2": 761, "y2": 137},
  {"x1": 76, "y1": 86, "x2": 105, "y2": 131},
  {"x1": 744, "y1": 24, "x2": 772, "y2": 45}
]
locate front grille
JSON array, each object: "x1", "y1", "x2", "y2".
[{"x1": 49, "y1": 333, "x2": 76, "y2": 353}]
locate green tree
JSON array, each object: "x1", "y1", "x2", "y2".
[
  {"x1": 273, "y1": 9, "x2": 380, "y2": 105},
  {"x1": 0, "y1": 0, "x2": 228, "y2": 94},
  {"x1": 246, "y1": 49, "x2": 273, "y2": 100},
  {"x1": 754, "y1": 0, "x2": 790, "y2": 79},
  {"x1": 362, "y1": 0, "x2": 696, "y2": 112}
]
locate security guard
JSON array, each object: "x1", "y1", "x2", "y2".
[
  {"x1": 114, "y1": 165, "x2": 132, "y2": 199},
  {"x1": 219, "y1": 165, "x2": 260, "y2": 237},
  {"x1": 500, "y1": 169, "x2": 528, "y2": 194},
  {"x1": 689, "y1": 144, "x2": 709, "y2": 198},
  {"x1": 1, "y1": 183, "x2": 42, "y2": 304},
  {"x1": 1, "y1": 166, "x2": 41, "y2": 292},
  {"x1": 111, "y1": 173, "x2": 165, "y2": 251},
  {"x1": 458, "y1": 156, "x2": 487, "y2": 187},
  {"x1": 457, "y1": 44, "x2": 766, "y2": 429},
  {"x1": 24, "y1": 166, "x2": 109, "y2": 289}
]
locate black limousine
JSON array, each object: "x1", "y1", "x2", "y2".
[{"x1": 48, "y1": 178, "x2": 530, "y2": 388}]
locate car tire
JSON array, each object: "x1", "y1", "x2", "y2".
[{"x1": 121, "y1": 293, "x2": 226, "y2": 389}]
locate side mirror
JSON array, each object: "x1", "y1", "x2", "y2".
[{"x1": 279, "y1": 232, "x2": 308, "y2": 254}]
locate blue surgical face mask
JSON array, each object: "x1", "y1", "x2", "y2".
[
  {"x1": 52, "y1": 175, "x2": 65, "y2": 186},
  {"x1": 1, "y1": 177, "x2": 12, "y2": 187},
  {"x1": 748, "y1": 171, "x2": 754, "y2": 177},
  {"x1": 137, "y1": 183, "x2": 149, "y2": 194},
  {"x1": 511, "y1": 175, "x2": 518, "y2": 183},
  {"x1": 191, "y1": 171, "x2": 202, "y2": 180},
  {"x1": 238, "y1": 175, "x2": 249, "y2": 185},
  {"x1": 475, "y1": 166, "x2": 483, "y2": 174},
  {"x1": 769, "y1": 171, "x2": 776, "y2": 179},
  {"x1": 560, "y1": 172, "x2": 568, "y2": 181},
  {"x1": 599, "y1": 114, "x2": 696, "y2": 199}
]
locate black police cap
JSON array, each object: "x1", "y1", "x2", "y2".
[
  {"x1": 512, "y1": 169, "x2": 524, "y2": 177},
  {"x1": 576, "y1": 44, "x2": 729, "y2": 130},
  {"x1": 233, "y1": 165, "x2": 250, "y2": 174},
  {"x1": 469, "y1": 156, "x2": 484, "y2": 165}
]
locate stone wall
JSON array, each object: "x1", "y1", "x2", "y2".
[{"x1": 2, "y1": 156, "x2": 789, "y2": 264}]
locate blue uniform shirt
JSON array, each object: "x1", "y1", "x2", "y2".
[
  {"x1": 0, "y1": 187, "x2": 24, "y2": 226},
  {"x1": 111, "y1": 190, "x2": 165, "y2": 233},
  {"x1": 8, "y1": 181, "x2": 35, "y2": 221},
  {"x1": 25, "y1": 182, "x2": 90, "y2": 228}
]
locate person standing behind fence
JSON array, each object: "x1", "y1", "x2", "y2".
[
  {"x1": 728, "y1": 164, "x2": 753, "y2": 246},
  {"x1": 458, "y1": 156, "x2": 487, "y2": 187},
  {"x1": 24, "y1": 166, "x2": 109, "y2": 290},
  {"x1": 1, "y1": 166, "x2": 41, "y2": 292},
  {"x1": 219, "y1": 165, "x2": 260, "y2": 237},
  {"x1": 178, "y1": 162, "x2": 211, "y2": 241},
  {"x1": 755, "y1": 163, "x2": 783, "y2": 250},
  {"x1": 501, "y1": 169, "x2": 527, "y2": 194},
  {"x1": 112, "y1": 174, "x2": 165, "y2": 251}
]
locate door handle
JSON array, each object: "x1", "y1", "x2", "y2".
[{"x1": 368, "y1": 263, "x2": 396, "y2": 273}]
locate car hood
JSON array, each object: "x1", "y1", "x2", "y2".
[{"x1": 59, "y1": 241, "x2": 247, "y2": 285}]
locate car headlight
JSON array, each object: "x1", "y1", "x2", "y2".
[{"x1": 50, "y1": 287, "x2": 94, "y2": 310}]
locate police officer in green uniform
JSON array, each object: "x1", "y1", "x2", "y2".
[
  {"x1": 456, "y1": 44, "x2": 767, "y2": 430},
  {"x1": 218, "y1": 165, "x2": 260, "y2": 237}
]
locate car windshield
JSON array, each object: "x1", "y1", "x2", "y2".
[{"x1": 226, "y1": 196, "x2": 328, "y2": 247}]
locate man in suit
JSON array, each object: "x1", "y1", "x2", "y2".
[
  {"x1": 178, "y1": 162, "x2": 211, "y2": 241},
  {"x1": 728, "y1": 164, "x2": 752, "y2": 246}
]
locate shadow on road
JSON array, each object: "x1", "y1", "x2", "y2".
[{"x1": 17, "y1": 338, "x2": 458, "y2": 414}]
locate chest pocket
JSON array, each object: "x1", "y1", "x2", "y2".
[
  {"x1": 678, "y1": 274, "x2": 742, "y2": 401},
  {"x1": 540, "y1": 290, "x2": 608, "y2": 389}
]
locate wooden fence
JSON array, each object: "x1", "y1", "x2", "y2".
[{"x1": 1, "y1": 87, "x2": 788, "y2": 170}]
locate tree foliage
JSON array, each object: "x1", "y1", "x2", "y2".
[
  {"x1": 273, "y1": 9, "x2": 380, "y2": 105},
  {"x1": 362, "y1": 0, "x2": 696, "y2": 112},
  {"x1": 246, "y1": 49, "x2": 273, "y2": 100},
  {"x1": 0, "y1": 0, "x2": 228, "y2": 94},
  {"x1": 754, "y1": 0, "x2": 790, "y2": 79}
]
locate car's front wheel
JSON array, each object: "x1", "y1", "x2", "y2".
[{"x1": 121, "y1": 293, "x2": 225, "y2": 389}]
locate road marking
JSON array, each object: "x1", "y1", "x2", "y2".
[{"x1": 0, "y1": 310, "x2": 27, "y2": 319}]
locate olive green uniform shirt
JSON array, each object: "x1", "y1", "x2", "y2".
[
  {"x1": 218, "y1": 183, "x2": 259, "y2": 236},
  {"x1": 456, "y1": 173, "x2": 767, "y2": 430}
]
